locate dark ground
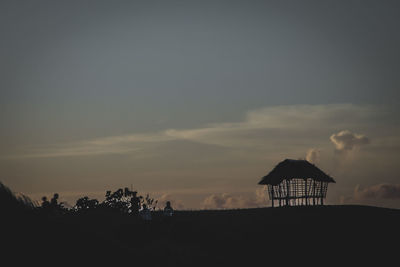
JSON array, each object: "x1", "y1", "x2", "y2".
[{"x1": 3, "y1": 203, "x2": 400, "y2": 267}]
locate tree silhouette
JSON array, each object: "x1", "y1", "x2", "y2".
[{"x1": 75, "y1": 196, "x2": 99, "y2": 211}]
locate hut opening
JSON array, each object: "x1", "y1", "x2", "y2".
[{"x1": 258, "y1": 159, "x2": 335, "y2": 207}]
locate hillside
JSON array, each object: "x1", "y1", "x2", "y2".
[{"x1": 3, "y1": 199, "x2": 400, "y2": 266}]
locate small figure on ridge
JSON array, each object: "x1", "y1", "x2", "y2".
[{"x1": 163, "y1": 201, "x2": 174, "y2": 217}]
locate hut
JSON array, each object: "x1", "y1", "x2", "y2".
[{"x1": 258, "y1": 159, "x2": 335, "y2": 207}]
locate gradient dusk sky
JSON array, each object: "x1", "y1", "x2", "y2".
[{"x1": 1, "y1": 0, "x2": 400, "y2": 209}]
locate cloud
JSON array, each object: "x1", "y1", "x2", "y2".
[
  {"x1": 202, "y1": 194, "x2": 229, "y2": 209},
  {"x1": 165, "y1": 104, "x2": 378, "y2": 148},
  {"x1": 202, "y1": 187, "x2": 269, "y2": 209},
  {"x1": 7, "y1": 104, "x2": 386, "y2": 158},
  {"x1": 354, "y1": 184, "x2": 400, "y2": 200},
  {"x1": 10, "y1": 133, "x2": 175, "y2": 159},
  {"x1": 306, "y1": 148, "x2": 320, "y2": 164},
  {"x1": 330, "y1": 130, "x2": 370, "y2": 152},
  {"x1": 255, "y1": 186, "x2": 270, "y2": 204}
]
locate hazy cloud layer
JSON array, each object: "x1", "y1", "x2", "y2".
[
  {"x1": 330, "y1": 130, "x2": 370, "y2": 152},
  {"x1": 165, "y1": 104, "x2": 379, "y2": 149},
  {"x1": 354, "y1": 184, "x2": 400, "y2": 200},
  {"x1": 7, "y1": 133, "x2": 174, "y2": 159},
  {"x1": 202, "y1": 187, "x2": 269, "y2": 209},
  {"x1": 7, "y1": 104, "x2": 387, "y2": 159}
]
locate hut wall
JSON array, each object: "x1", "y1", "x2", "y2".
[{"x1": 267, "y1": 178, "x2": 329, "y2": 206}]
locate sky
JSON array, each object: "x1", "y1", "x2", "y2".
[{"x1": 1, "y1": 0, "x2": 400, "y2": 209}]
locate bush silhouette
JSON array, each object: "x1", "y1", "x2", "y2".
[
  {"x1": 70, "y1": 187, "x2": 158, "y2": 216},
  {"x1": 75, "y1": 196, "x2": 99, "y2": 211}
]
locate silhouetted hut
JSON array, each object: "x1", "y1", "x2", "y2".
[{"x1": 258, "y1": 159, "x2": 335, "y2": 207}]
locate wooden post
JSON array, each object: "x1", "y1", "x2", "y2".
[
  {"x1": 320, "y1": 182, "x2": 324, "y2": 205},
  {"x1": 312, "y1": 180, "x2": 316, "y2": 206},
  {"x1": 304, "y1": 178, "x2": 308, "y2": 206},
  {"x1": 271, "y1": 186, "x2": 274, "y2": 208},
  {"x1": 286, "y1": 180, "x2": 290, "y2": 206}
]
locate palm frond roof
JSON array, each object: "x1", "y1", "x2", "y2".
[{"x1": 258, "y1": 159, "x2": 335, "y2": 186}]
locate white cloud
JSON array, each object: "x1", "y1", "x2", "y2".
[
  {"x1": 201, "y1": 187, "x2": 269, "y2": 209},
  {"x1": 330, "y1": 130, "x2": 370, "y2": 152},
  {"x1": 306, "y1": 148, "x2": 320, "y2": 164}
]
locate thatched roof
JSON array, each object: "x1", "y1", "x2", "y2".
[{"x1": 258, "y1": 159, "x2": 335, "y2": 186}]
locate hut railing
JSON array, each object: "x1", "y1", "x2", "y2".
[{"x1": 267, "y1": 178, "x2": 329, "y2": 206}]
